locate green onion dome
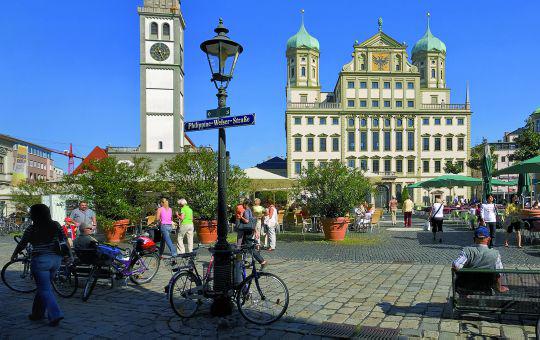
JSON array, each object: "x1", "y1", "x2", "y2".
[
  {"x1": 287, "y1": 20, "x2": 319, "y2": 51},
  {"x1": 412, "y1": 13, "x2": 446, "y2": 57}
]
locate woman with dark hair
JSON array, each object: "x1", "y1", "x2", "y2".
[
  {"x1": 504, "y1": 194, "x2": 522, "y2": 248},
  {"x1": 10, "y1": 204, "x2": 68, "y2": 327}
]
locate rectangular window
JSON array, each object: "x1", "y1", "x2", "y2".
[
  {"x1": 294, "y1": 117, "x2": 301, "y2": 125},
  {"x1": 360, "y1": 118, "x2": 367, "y2": 127},
  {"x1": 307, "y1": 161, "x2": 314, "y2": 170},
  {"x1": 384, "y1": 118, "x2": 391, "y2": 127},
  {"x1": 422, "y1": 118, "x2": 429, "y2": 125},
  {"x1": 395, "y1": 131, "x2": 403, "y2": 151},
  {"x1": 384, "y1": 100, "x2": 391, "y2": 107},
  {"x1": 307, "y1": 137, "x2": 314, "y2": 152},
  {"x1": 407, "y1": 101, "x2": 414, "y2": 108},
  {"x1": 372, "y1": 131, "x2": 380, "y2": 151},
  {"x1": 332, "y1": 117, "x2": 339, "y2": 125},
  {"x1": 319, "y1": 137, "x2": 327, "y2": 152},
  {"x1": 384, "y1": 131, "x2": 391, "y2": 151},
  {"x1": 319, "y1": 117, "x2": 327, "y2": 125},
  {"x1": 372, "y1": 81, "x2": 379, "y2": 89},
  {"x1": 372, "y1": 159, "x2": 380, "y2": 173},
  {"x1": 396, "y1": 118, "x2": 403, "y2": 127},
  {"x1": 407, "y1": 82, "x2": 414, "y2": 89},
  {"x1": 372, "y1": 118, "x2": 379, "y2": 127},
  {"x1": 396, "y1": 100, "x2": 403, "y2": 107},
  {"x1": 408, "y1": 118, "x2": 414, "y2": 127},
  {"x1": 360, "y1": 81, "x2": 367, "y2": 89},
  {"x1": 434, "y1": 118, "x2": 441, "y2": 125},
  {"x1": 434, "y1": 137, "x2": 441, "y2": 151},
  {"x1": 347, "y1": 100, "x2": 355, "y2": 108},
  {"x1": 300, "y1": 94, "x2": 307, "y2": 103},
  {"x1": 458, "y1": 137, "x2": 464, "y2": 151},
  {"x1": 457, "y1": 161, "x2": 464, "y2": 172},
  {"x1": 422, "y1": 160, "x2": 429, "y2": 173},
  {"x1": 458, "y1": 118, "x2": 465, "y2": 125},
  {"x1": 347, "y1": 159, "x2": 355, "y2": 168},
  {"x1": 384, "y1": 81, "x2": 391, "y2": 89},
  {"x1": 434, "y1": 160, "x2": 441, "y2": 173},
  {"x1": 407, "y1": 159, "x2": 414, "y2": 173},
  {"x1": 407, "y1": 132, "x2": 414, "y2": 151},
  {"x1": 332, "y1": 137, "x2": 339, "y2": 151},
  {"x1": 396, "y1": 159, "x2": 403, "y2": 173},
  {"x1": 347, "y1": 81, "x2": 355, "y2": 89},
  {"x1": 294, "y1": 161, "x2": 301, "y2": 174},
  {"x1": 446, "y1": 118, "x2": 453, "y2": 125},
  {"x1": 395, "y1": 82, "x2": 403, "y2": 89},
  {"x1": 360, "y1": 159, "x2": 368, "y2": 171},
  {"x1": 360, "y1": 100, "x2": 367, "y2": 107},
  {"x1": 348, "y1": 118, "x2": 355, "y2": 127},
  {"x1": 446, "y1": 137, "x2": 453, "y2": 151},
  {"x1": 294, "y1": 137, "x2": 301, "y2": 151},
  {"x1": 348, "y1": 132, "x2": 355, "y2": 151},
  {"x1": 360, "y1": 132, "x2": 367, "y2": 151},
  {"x1": 372, "y1": 100, "x2": 379, "y2": 107},
  {"x1": 422, "y1": 137, "x2": 430, "y2": 151},
  {"x1": 307, "y1": 117, "x2": 314, "y2": 125},
  {"x1": 501, "y1": 156, "x2": 506, "y2": 163},
  {"x1": 384, "y1": 159, "x2": 391, "y2": 172}
]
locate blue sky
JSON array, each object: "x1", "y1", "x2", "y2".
[{"x1": 1, "y1": 1, "x2": 539, "y2": 171}]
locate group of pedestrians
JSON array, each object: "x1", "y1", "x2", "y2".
[
  {"x1": 155, "y1": 197, "x2": 194, "y2": 257},
  {"x1": 235, "y1": 198, "x2": 278, "y2": 252}
]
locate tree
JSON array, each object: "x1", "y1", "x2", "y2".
[
  {"x1": 514, "y1": 117, "x2": 540, "y2": 161},
  {"x1": 401, "y1": 186, "x2": 410, "y2": 204},
  {"x1": 11, "y1": 180, "x2": 61, "y2": 211},
  {"x1": 156, "y1": 148, "x2": 249, "y2": 220},
  {"x1": 444, "y1": 161, "x2": 463, "y2": 174},
  {"x1": 467, "y1": 144, "x2": 497, "y2": 173}
]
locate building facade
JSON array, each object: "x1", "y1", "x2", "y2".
[{"x1": 285, "y1": 15, "x2": 472, "y2": 206}]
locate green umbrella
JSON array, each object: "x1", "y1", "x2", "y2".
[
  {"x1": 481, "y1": 141, "x2": 493, "y2": 200},
  {"x1": 491, "y1": 178, "x2": 518, "y2": 186},
  {"x1": 517, "y1": 173, "x2": 531, "y2": 197},
  {"x1": 416, "y1": 174, "x2": 482, "y2": 189},
  {"x1": 493, "y1": 155, "x2": 540, "y2": 176},
  {"x1": 407, "y1": 181, "x2": 425, "y2": 189}
]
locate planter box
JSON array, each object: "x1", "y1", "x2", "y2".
[
  {"x1": 195, "y1": 220, "x2": 218, "y2": 244},
  {"x1": 321, "y1": 217, "x2": 350, "y2": 241},
  {"x1": 105, "y1": 219, "x2": 129, "y2": 244}
]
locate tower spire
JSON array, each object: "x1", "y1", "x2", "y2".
[
  {"x1": 378, "y1": 17, "x2": 383, "y2": 32},
  {"x1": 465, "y1": 81, "x2": 470, "y2": 108},
  {"x1": 426, "y1": 12, "x2": 431, "y2": 33},
  {"x1": 301, "y1": 9, "x2": 305, "y2": 27}
]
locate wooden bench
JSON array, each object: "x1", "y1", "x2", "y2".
[{"x1": 452, "y1": 268, "x2": 540, "y2": 335}]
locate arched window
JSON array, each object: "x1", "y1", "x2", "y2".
[
  {"x1": 162, "y1": 23, "x2": 170, "y2": 40},
  {"x1": 290, "y1": 67, "x2": 294, "y2": 78},
  {"x1": 301, "y1": 67, "x2": 306, "y2": 77},
  {"x1": 312, "y1": 67, "x2": 316, "y2": 78},
  {"x1": 359, "y1": 53, "x2": 366, "y2": 70},
  {"x1": 158, "y1": 141, "x2": 163, "y2": 150},
  {"x1": 395, "y1": 55, "x2": 402, "y2": 71},
  {"x1": 431, "y1": 69, "x2": 436, "y2": 78},
  {"x1": 150, "y1": 22, "x2": 158, "y2": 39}
]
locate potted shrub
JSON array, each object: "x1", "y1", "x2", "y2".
[
  {"x1": 296, "y1": 161, "x2": 371, "y2": 241},
  {"x1": 156, "y1": 149, "x2": 248, "y2": 244}
]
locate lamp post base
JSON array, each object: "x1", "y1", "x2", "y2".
[{"x1": 210, "y1": 295, "x2": 234, "y2": 317}]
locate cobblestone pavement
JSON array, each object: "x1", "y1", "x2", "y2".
[{"x1": 0, "y1": 216, "x2": 538, "y2": 339}]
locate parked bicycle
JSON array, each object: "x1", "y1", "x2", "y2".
[
  {"x1": 81, "y1": 236, "x2": 160, "y2": 301},
  {"x1": 1, "y1": 236, "x2": 78, "y2": 298},
  {"x1": 168, "y1": 244, "x2": 289, "y2": 325}
]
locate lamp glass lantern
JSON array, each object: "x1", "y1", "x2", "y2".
[{"x1": 200, "y1": 19, "x2": 243, "y2": 89}]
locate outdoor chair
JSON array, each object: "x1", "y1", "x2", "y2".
[
  {"x1": 370, "y1": 210, "x2": 382, "y2": 232},
  {"x1": 301, "y1": 216, "x2": 312, "y2": 234},
  {"x1": 524, "y1": 220, "x2": 540, "y2": 245},
  {"x1": 276, "y1": 210, "x2": 284, "y2": 233}
]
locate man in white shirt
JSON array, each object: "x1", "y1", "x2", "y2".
[{"x1": 480, "y1": 195, "x2": 497, "y2": 248}]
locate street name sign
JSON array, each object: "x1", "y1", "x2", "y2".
[
  {"x1": 185, "y1": 114, "x2": 255, "y2": 132},
  {"x1": 207, "y1": 107, "x2": 230, "y2": 118}
]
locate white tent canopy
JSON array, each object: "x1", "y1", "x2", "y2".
[{"x1": 243, "y1": 167, "x2": 289, "y2": 180}]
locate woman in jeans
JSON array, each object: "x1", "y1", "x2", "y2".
[
  {"x1": 238, "y1": 199, "x2": 267, "y2": 268},
  {"x1": 10, "y1": 204, "x2": 67, "y2": 327},
  {"x1": 156, "y1": 198, "x2": 177, "y2": 257},
  {"x1": 430, "y1": 196, "x2": 445, "y2": 243}
]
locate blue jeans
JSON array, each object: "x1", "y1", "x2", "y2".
[
  {"x1": 159, "y1": 225, "x2": 177, "y2": 256},
  {"x1": 31, "y1": 254, "x2": 63, "y2": 322}
]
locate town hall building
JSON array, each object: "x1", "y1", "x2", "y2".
[{"x1": 285, "y1": 14, "x2": 472, "y2": 206}]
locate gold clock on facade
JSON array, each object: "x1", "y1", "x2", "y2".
[
  {"x1": 150, "y1": 43, "x2": 170, "y2": 61},
  {"x1": 372, "y1": 53, "x2": 390, "y2": 71}
]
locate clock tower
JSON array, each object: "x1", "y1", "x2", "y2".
[{"x1": 138, "y1": 0, "x2": 185, "y2": 153}]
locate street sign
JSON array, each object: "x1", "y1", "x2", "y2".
[
  {"x1": 185, "y1": 114, "x2": 255, "y2": 132},
  {"x1": 207, "y1": 107, "x2": 230, "y2": 118}
]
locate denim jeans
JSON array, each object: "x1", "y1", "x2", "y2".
[
  {"x1": 31, "y1": 254, "x2": 63, "y2": 322},
  {"x1": 159, "y1": 224, "x2": 177, "y2": 256}
]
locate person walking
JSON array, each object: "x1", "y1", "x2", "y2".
[
  {"x1": 480, "y1": 194, "x2": 498, "y2": 248},
  {"x1": 264, "y1": 199, "x2": 278, "y2": 251},
  {"x1": 430, "y1": 196, "x2": 444, "y2": 243},
  {"x1": 69, "y1": 201, "x2": 97, "y2": 235},
  {"x1": 156, "y1": 198, "x2": 177, "y2": 257},
  {"x1": 402, "y1": 197, "x2": 414, "y2": 228},
  {"x1": 237, "y1": 199, "x2": 267, "y2": 267},
  {"x1": 176, "y1": 198, "x2": 194, "y2": 254},
  {"x1": 252, "y1": 198, "x2": 265, "y2": 247},
  {"x1": 389, "y1": 196, "x2": 398, "y2": 226},
  {"x1": 504, "y1": 194, "x2": 522, "y2": 248},
  {"x1": 10, "y1": 204, "x2": 68, "y2": 327}
]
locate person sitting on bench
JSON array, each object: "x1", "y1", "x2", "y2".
[
  {"x1": 452, "y1": 226, "x2": 509, "y2": 292},
  {"x1": 74, "y1": 223, "x2": 98, "y2": 251}
]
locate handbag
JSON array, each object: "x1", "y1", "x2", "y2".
[
  {"x1": 424, "y1": 220, "x2": 431, "y2": 231},
  {"x1": 238, "y1": 217, "x2": 257, "y2": 231}
]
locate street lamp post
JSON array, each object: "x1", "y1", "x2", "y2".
[{"x1": 200, "y1": 19, "x2": 243, "y2": 316}]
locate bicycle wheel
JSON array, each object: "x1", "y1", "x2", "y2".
[
  {"x1": 236, "y1": 272, "x2": 289, "y2": 325},
  {"x1": 168, "y1": 271, "x2": 202, "y2": 318},
  {"x1": 82, "y1": 267, "x2": 98, "y2": 302},
  {"x1": 1, "y1": 259, "x2": 36, "y2": 293},
  {"x1": 52, "y1": 264, "x2": 78, "y2": 298},
  {"x1": 129, "y1": 253, "x2": 160, "y2": 285}
]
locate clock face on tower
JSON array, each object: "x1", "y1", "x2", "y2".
[{"x1": 150, "y1": 43, "x2": 170, "y2": 62}]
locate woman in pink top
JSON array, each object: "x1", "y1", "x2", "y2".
[{"x1": 156, "y1": 198, "x2": 177, "y2": 257}]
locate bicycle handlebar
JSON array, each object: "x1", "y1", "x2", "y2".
[{"x1": 14, "y1": 235, "x2": 21, "y2": 244}]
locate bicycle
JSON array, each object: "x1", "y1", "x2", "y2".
[
  {"x1": 1, "y1": 236, "x2": 78, "y2": 298},
  {"x1": 81, "y1": 236, "x2": 160, "y2": 302},
  {"x1": 168, "y1": 244, "x2": 289, "y2": 325}
]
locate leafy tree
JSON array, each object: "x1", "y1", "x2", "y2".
[
  {"x1": 467, "y1": 144, "x2": 497, "y2": 172},
  {"x1": 156, "y1": 148, "x2": 249, "y2": 220},
  {"x1": 294, "y1": 160, "x2": 371, "y2": 218},
  {"x1": 514, "y1": 117, "x2": 540, "y2": 161},
  {"x1": 11, "y1": 180, "x2": 61, "y2": 211},
  {"x1": 444, "y1": 161, "x2": 463, "y2": 174},
  {"x1": 401, "y1": 187, "x2": 410, "y2": 204}
]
